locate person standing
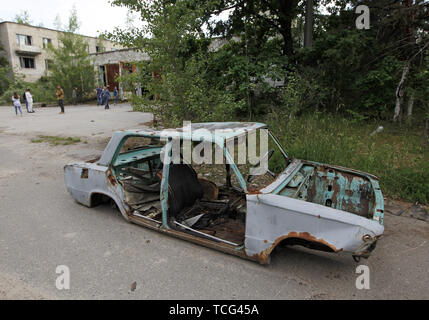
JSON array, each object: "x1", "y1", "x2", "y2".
[
  {"x1": 56, "y1": 85, "x2": 65, "y2": 114},
  {"x1": 22, "y1": 90, "x2": 29, "y2": 112},
  {"x1": 96, "y1": 86, "x2": 102, "y2": 105},
  {"x1": 101, "y1": 87, "x2": 105, "y2": 105},
  {"x1": 25, "y1": 89, "x2": 34, "y2": 113},
  {"x1": 113, "y1": 87, "x2": 119, "y2": 105},
  {"x1": 103, "y1": 87, "x2": 110, "y2": 110},
  {"x1": 12, "y1": 92, "x2": 23, "y2": 116},
  {"x1": 72, "y1": 87, "x2": 78, "y2": 105}
]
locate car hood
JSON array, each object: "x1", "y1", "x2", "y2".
[{"x1": 259, "y1": 159, "x2": 384, "y2": 225}]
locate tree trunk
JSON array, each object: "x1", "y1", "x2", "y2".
[
  {"x1": 304, "y1": 0, "x2": 314, "y2": 48},
  {"x1": 406, "y1": 93, "x2": 414, "y2": 124},
  {"x1": 278, "y1": 0, "x2": 299, "y2": 58},
  {"x1": 281, "y1": 27, "x2": 293, "y2": 58},
  {"x1": 393, "y1": 61, "x2": 410, "y2": 122}
]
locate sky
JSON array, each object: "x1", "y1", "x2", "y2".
[{"x1": 0, "y1": 0, "x2": 132, "y2": 37}]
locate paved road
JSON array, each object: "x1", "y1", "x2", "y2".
[
  {"x1": 0, "y1": 105, "x2": 428, "y2": 299},
  {"x1": 1, "y1": 103, "x2": 152, "y2": 138}
]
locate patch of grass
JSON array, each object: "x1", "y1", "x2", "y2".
[
  {"x1": 31, "y1": 135, "x2": 81, "y2": 146},
  {"x1": 265, "y1": 112, "x2": 429, "y2": 204}
]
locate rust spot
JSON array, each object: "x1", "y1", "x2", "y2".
[
  {"x1": 248, "y1": 189, "x2": 262, "y2": 195},
  {"x1": 106, "y1": 170, "x2": 117, "y2": 186},
  {"x1": 362, "y1": 234, "x2": 372, "y2": 241},
  {"x1": 87, "y1": 158, "x2": 99, "y2": 163},
  {"x1": 81, "y1": 168, "x2": 88, "y2": 179},
  {"x1": 251, "y1": 232, "x2": 342, "y2": 265},
  {"x1": 156, "y1": 171, "x2": 163, "y2": 180},
  {"x1": 345, "y1": 189, "x2": 354, "y2": 197}
]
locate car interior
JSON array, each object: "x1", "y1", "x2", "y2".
[{"x1": 114, "y1": 136, "x2": 247, "y2": 246}]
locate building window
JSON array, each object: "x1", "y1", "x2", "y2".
[
  {"x1": 96, "y1": 46, "x2": 105, "y2": 53},
  {"x1": 42, "y1": 38, "x2": 52, "y2": 49},
  {"x1": 19, "y1": 57, "x2": 35, "y2": 69},
  {"x1": 45, "y1": 59, "x2": 53, "y2": 71},
  {"x1": 16, "y1": 34, "x2": 32, "y2": 46}
]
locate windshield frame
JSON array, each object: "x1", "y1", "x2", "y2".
[{"x1": 222, "y1": 130, "x2": 290, "y2": 193}]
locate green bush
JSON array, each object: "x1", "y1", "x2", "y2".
[{"x1": 0, "y1": 77, "x2": 56, "y2": 105}]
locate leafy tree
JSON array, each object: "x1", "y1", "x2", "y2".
[
  {"x1": 291, "y1": 0, "x2": 429, "y2": 121},
  {"x1": 48, "y1": 7, "x2": 95, "y2": 101},
  {"x1": 14, "y1": 10, "x2": 32, "y2": 25},
  {"x1": 0, "y1": 42, "x2": 11, "y2": 96},
  {"x1": 108, "y1": 0, "x2": 244, "y2": 125},
  {"x1": 106, "y1": 0, "x2": 428, "y2": 124},
  {"x1": 204, "y1": 0, "x2": 300, "y2": 58}
]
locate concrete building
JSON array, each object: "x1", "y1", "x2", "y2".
[
  {"x1": 91, "y1": 48, "x2": 150, "y2": 99},
  {"x1": 0, "y1": 21, "x2": 123, "y2": 82},
  {"x1": 90, "y1": 37, "x2": 239, "y2": 99}
]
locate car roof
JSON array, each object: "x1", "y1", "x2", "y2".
[
  {"x1": 100, "y1": 122, "x2": 268, "y2": 166},
  {"x1": 119, "y1": 122, "x2": 268, "y2": 143}
]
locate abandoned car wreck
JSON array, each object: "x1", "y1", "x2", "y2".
[{"x1": 64, "y1": 122, "x2": 385, "y2": 264}]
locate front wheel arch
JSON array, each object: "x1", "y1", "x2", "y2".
[{"x1": 255, "y1": 234, "x2": 339, "y2": 264}]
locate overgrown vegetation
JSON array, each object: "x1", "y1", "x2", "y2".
[
  {"x1": 0, "y1": 42, "x2": 11, "y2": 96},
  {"x1": 31, "y1": 135, "x2": 82, "y2": 146},
  {"x1": 106, "y1": 0, "x2": 429, "y2": 203},
  {"x1": 0, "y1": 75, "x2": 56, "y2": 105}
]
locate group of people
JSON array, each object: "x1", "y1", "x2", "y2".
[
  {"x1": 11, "y1": 89, "x2": 35, "y2": 116},
  {"x1": 11, "y1": 86, "x2": 65, "y2": 116},
  {"x1": 12, "y1": 85, "x2": 119, "y2": 116},
  {"x1": 96, "y1": 86, "x2": 119, "y2": 110}
]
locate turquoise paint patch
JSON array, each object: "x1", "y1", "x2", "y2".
[{"x1": 113, "y1": 147, "x2": 163, "y2": 167}]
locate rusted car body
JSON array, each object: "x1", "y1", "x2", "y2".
[{"x1": 64, "y1": 122, "x2": 384, "y2": 264}]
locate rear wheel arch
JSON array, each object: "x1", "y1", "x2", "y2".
[
  {"x1": 90, "y1": 192, "x2": 118, "y2": 208},
  {"x1": 89, "y1": 191, "x2": 131, "y2": 221}
]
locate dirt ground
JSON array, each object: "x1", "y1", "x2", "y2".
[{"x1": 0, "y1": 104, "x2": 428, "y2": 300}]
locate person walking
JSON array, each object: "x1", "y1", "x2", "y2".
[
  {"x1": 12, "y1": 92, "x2": 23, "y2": 116},
  {"x1": 25, "y1": 89, "x2": 34, "y2": 113},
  {"x1": 56, "y1": 85, "x2": 65, "y2": 114},
  {"x1": 22, "y1": 90, "x2": 29, "y2": 112},
  {"x1": 113, "y1": 87, "x2": 119, "y2": 105},
  {"x1": 72, "y1": 87, "x2": 78, "y2": 105},
  {"x1": 96, "y1": 86, "x2": 102, "y2": 105},
  {"x1": 103, "y1": 87, "x2": 110, "y2": 110}
]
